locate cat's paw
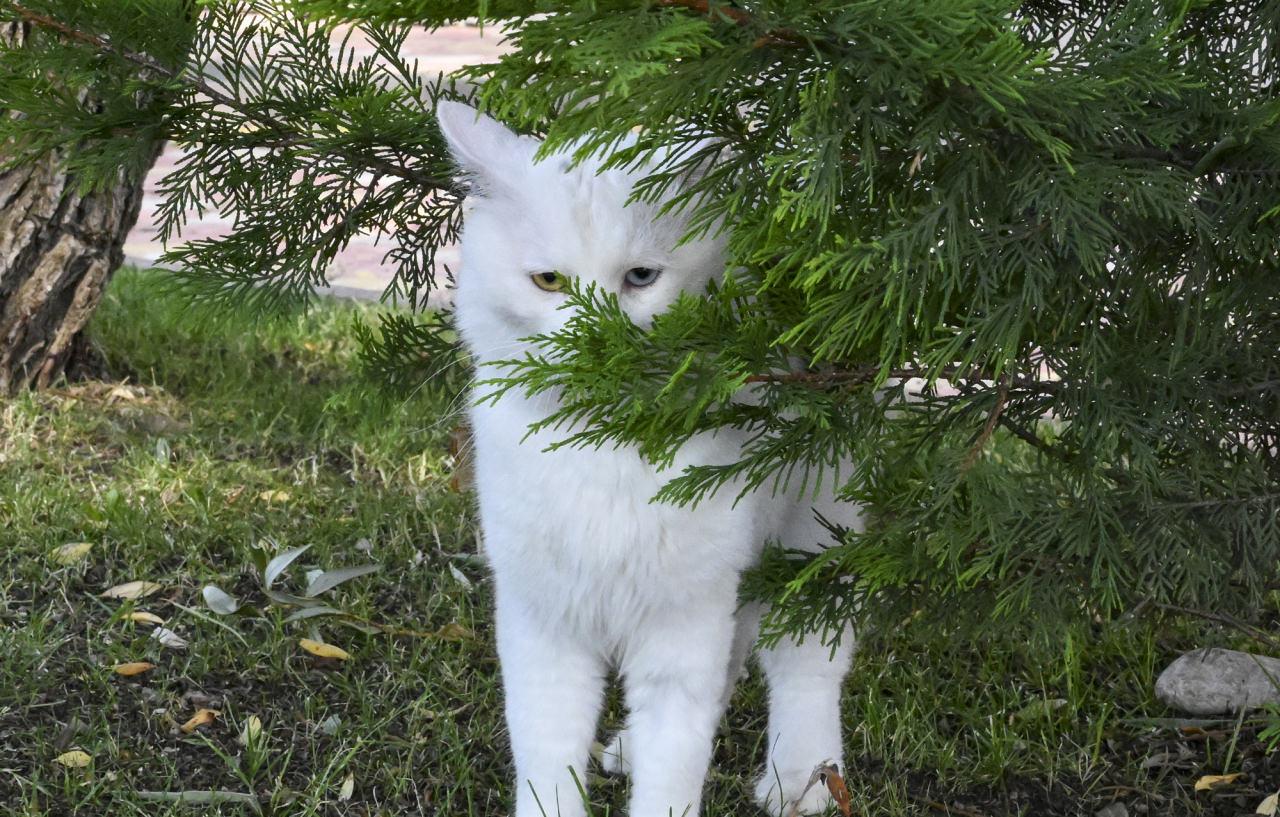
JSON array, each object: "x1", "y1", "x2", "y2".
[
  {"x1": 594, "y1": 731, "x2": 632, "y2": 776},
  {"x1": 753, "y1": 767, "x2": 835, "y2": 816}
]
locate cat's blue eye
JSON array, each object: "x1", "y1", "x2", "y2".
[{"x1": 624, "y1": 267, "x2": 662, "y2": 288}]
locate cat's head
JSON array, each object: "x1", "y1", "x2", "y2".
[{"x1": 436, "y1": 101, "x2": 725, "y2": 362}]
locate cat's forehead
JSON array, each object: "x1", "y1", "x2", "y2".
[{"x1": 490, "y1": 155, "x2": 683, "y2": 250}]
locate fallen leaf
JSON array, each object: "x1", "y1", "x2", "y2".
[
  {"x1": 303, "y1": 564, "x2": 380, "y2": 597},
  {"x1": 1258, "y1": 792, "x2": 1279, "y2": 816},
  {"x1": 151, "y1": 627, "x2": 189, "y2": 650},
  {"x1": 259, "y1": 489, "x2": 290, "y2": 504},
  {"x1": 822, "y1": 764, "x2": 853, "y2": 817},
  {"x1": 51, "y1": 542, "x2": 93, "y2": 565},
  {"x1": 126, "y1": 611, "x2": 165, "y2": 627},
  {"x1": 264, "y1": 544, "x2": 311, "y2": 589},
  {"x1": 338, "y1": 772, "x2": 354, "y2": 801},
  {"x1": 101, "y1": 580, "x2": 162, "y2": 600},
  {"x1": 1196, "y1": 773, "x2": 1244, "y2": 792},
  {"x1": 180, "y1": 708, "x2": 220, "y2": 733},
  {"x1": 55, "y1": 750, "x2": 92, "y2": 768},
  {"x1": 449, "y1": 563, "x2": 473, "y2": 590},
  {"x1": 202, "y1": 585, "x2": 240, "y2": 615},
  {"x1": 318, "y1": 714, "x2": 342, "y2": 735},
  {"x1": 786, "y1": 762, "x2": 846, "y2": 817},
  {"x1": 434, "y1": 622, "x2": 475, "y2": 641},
  {"x1": 299, "y1": 638, "x2": 350, "y2": 660},
  {"x1": 113, "y1": 662, "x2": 156, "y2": 677},
  {"x1": 238, "y1": 715, "x2": 263, "y2": 746}
]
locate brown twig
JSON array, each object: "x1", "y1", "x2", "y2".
[
  {"x1": 961, "y1": 375, "x2": 1009, "y2": 471},
  {"x1": 653, "y1": 0, "x2": 803, "y2": 47}
]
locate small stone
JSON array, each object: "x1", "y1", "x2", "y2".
[
  {"x1": 1155, "y1": 647, "x2": 1280, "y2": 715},
  {"x1": 1095, "y1": 803, "x2": 1128, "y2": 817}
]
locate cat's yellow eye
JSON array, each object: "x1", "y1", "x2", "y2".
[{"x1": 531, "y1": 271, "x2": 568, "y2": 292}]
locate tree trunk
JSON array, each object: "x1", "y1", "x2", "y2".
[{"x1": 0, "y1": 20, "x2": 161, "y2": 393}]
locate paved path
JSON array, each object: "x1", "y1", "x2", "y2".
[{"x1": 123, "y1": 24, "x2": 508, "y2": 302}]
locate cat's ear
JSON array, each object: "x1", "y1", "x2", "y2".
[{"x1": 435, "y1": 101, "x2": 539, "y2": 195}]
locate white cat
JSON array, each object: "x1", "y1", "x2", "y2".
[{"x1": 436, "y1": 100, "x2": 859, "y2": 817}]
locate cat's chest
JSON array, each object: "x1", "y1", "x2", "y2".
[{"x1": 469, "y1": 399, "x2": 760, "y2": 626}]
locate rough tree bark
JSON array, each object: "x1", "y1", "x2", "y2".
[{"x1": 0, "y1": 20, "x2": 161, "y2": 393}]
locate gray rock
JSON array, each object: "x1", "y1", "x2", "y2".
[
  {"x1": 1095, "y1": 802, "x2": 1128, "y2": 817},
  {"x1": 1155, "y1": 647, "x2": 1280, "y2": 715}
]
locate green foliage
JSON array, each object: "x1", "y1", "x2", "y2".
[{"x1": 3, "y1": 0, "x2": 1278, "y2": 643}]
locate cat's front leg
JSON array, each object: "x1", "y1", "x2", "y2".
[
  {"x1": 620, "y1": 603, "x2": 738, "y2": 817},
  {"x1": 496, "y1": 593, "x2": 606, "y2": 817},
  {"x1": 753, "y1": 624, "x2": 855, "y2": 816}
]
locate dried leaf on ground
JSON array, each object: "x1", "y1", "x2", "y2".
[
  {"x1": 786, "y1": 761, "x2": 849, "y2": 817},
  {"x1": 151, "y1": 627, "x2": 189, "y2": 650},
  {"x1": 101, "y1": 580, "x2": 162, "y2": 599},
  {"x1": 822, "y1": 764, "x2": 853, "y2": 816},
  {"x1": 180, "y1": 708, "x2": 220, "y2": 733},
  {"x1": 303, "y1": 564, "x2": 381, "y2": 597},
  {"x1": 126, "y1": 611, "x2": 166, "y2": 626},
  {"x1": 434, "y1": 622, "x2": 475, "y2": 641},
  {"x1": 449, "y1": 563, "x2": 473, "y2": 590},
  {"x1": 51, "y1": 542, "x2": 93, "y2": 565},
  {"x1": 54, "y1": 750, "x2": 92, "y2": 768},
  {"x1": 202, "y1": 584, "x2": 241, "y2": 615},
  {"x1": 113, "y1": 662, "x2": 156, "y2": 676},
  {"x1": 299, "y1": 638, "x2": 350, "y2": 660},
  {"x1": 264, "y1": 544, "x2": 311, "y2": 588},
  {"x1": 1195, "y1": 772, "x2": 1244, "y2": 791},
  {"x1": 238, "y1": 715, "x2": 263, "y2": 746}
]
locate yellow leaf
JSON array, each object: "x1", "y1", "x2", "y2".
[
  {"x1": 101, "y1": 581, "x2": 162, "y2": 600},
  {"x1": 51, "y1": 542, "x2": 93, "y2": 565},
  {"x1": 1257, "y1": 792, "x2": 1279, "y2": 816},
  {"x1": 238, "y1": 715, "x2": 263, "y2": 746},
  {"x1": 55, "y1": 750, "x2": 92, "y2": 768},
  {"x1": 126, "y1": 611, "x2": 165, "y2": 626},
  {"x1": 259, "y1": 489, "x2": 290, "y2": 504},
  {"x1": 1196, "y1": 773, "x2": 1244, "y2": 792},
  {"x1": 338, "y1": 772, "x2": 354, "y2": 801},
  {"x1": 299, "y1": 638, "x2": 350, "y2": 660},
  {"x1": 180, "y1": 708, "x2": 221, "y2": 733},
  {"x1": 112, "y1": 662, "x2": 156, "y2": 677}
]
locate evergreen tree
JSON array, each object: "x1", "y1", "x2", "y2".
[{"x1": 4, "y1": 0, "x2": 1277, "y2": 642}]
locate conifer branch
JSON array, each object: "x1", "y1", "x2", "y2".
[
  {"x1": 653, "y1": 0, "x2": 801, "y2": 47},
  {"x1": 6, "y1": 1, "x2": 455, "y2": 192}
]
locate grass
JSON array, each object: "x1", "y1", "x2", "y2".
[{"x1": 1, "y1": 268, "x2": 1277, "y2": 816}]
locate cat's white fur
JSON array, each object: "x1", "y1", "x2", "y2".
[{"x1": 437, "y1": 101, "x2": 858, "y2": 817}]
